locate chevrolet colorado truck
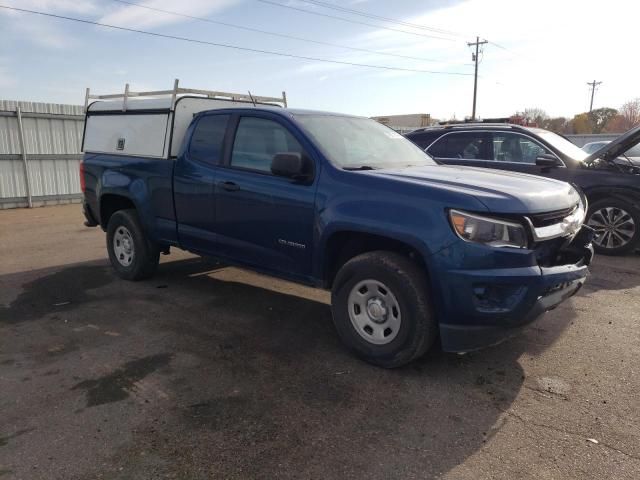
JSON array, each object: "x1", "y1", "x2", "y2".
[{"x1": 81, "y1": 85, "x2": 594, "y2": 367}]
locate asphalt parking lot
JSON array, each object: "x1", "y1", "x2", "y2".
[{"x1": 1, "y1": 205, "x2": 639, "y2": 480}]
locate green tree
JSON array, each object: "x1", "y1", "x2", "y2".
[{"x1": 588, "y1": 107, "x2": 618, "y2": 133}]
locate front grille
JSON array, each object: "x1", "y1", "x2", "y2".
[
  {"x1": 529, "y1": 205, "x2": 577, "y2": 228},
  {"x1": 534, "y1": 236, "x2": 568, "y2": 267}
]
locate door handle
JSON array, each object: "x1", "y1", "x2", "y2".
[{"x1": 219, "y1": 181, "x2": 240, "y2": 192}]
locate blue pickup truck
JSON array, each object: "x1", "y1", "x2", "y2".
[{"x1": 81, "y1": 92, "x2": 593, "y2": 367}]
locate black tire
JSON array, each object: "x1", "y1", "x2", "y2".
[
  {"x1": 587, "y1": 198, "x2": 640, "y2": 256},
  {"x1": 331, "y1": 251, "x2": 437, "y2": 368},
  {"x1": 106, "y1": 209, "x2": 160, "y2": 280}
]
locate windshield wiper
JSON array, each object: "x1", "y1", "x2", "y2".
[{"x1": 343, "y1": 165, "x2": 377, "y2": 171}]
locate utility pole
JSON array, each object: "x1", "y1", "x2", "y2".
[
  {"x1": 467, "y1": 36, "x2": 488, "y2": 120},
  {"x1": 587, "y1": 80, "x2": 602, "y2": 112}
]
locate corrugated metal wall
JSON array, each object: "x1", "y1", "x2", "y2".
[
  {"x1": 0, "y1": 100, "x2": 85, "y2": 209},
  {"x1": 565, "y1": 133, "x2": 620, "y2": 147}
]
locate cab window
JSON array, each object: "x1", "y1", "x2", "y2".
[{"x1": 231, "y1": 117, "x2": 304, "y2": 173}]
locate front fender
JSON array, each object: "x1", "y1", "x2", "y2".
[{"x1": 314, "y1": 204, "x2": 458, "y2": 285}]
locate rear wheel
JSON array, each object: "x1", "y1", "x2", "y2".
[
  {"x1": 587, "y1": 198, "x2": 640, "y2": 255},
  {"x1": 106, "y1": 209, "x2": 160, "y2": 280},
  {"x1": 331, "y1": 251, "x2": 437, "y2": 368}
]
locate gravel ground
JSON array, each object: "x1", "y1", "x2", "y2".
[{"x1": 0, "y1": 204, "x2": 639, "y2": 480}]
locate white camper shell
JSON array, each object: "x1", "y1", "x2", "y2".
[{"x1": 82, "y1": 80, "x2": 287, "y2": 159}]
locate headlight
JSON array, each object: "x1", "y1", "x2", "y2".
[{"x1": 450, "y1": 210, "x2": 528, "y2": 248}]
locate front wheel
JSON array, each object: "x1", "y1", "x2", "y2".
[
  {"x1": 587, "y1": 198, "x2": 640, "y2": 255},
  {"x1": 331, "y1": 251, "x2": 437, "y2": 368},
  {"x1": 106, "y1": 209, "x2": 160, "y2": 280}
]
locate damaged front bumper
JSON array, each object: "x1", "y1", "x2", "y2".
[{"x1": 435, "y1": 227, "x2": 594, "y2": 352}]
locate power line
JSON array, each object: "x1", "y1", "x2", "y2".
[
  {"x1": 0, "y1": 5, "x2": 473, "y2": 76},
  {"x1": 256, "y1": 0, "x2": 458, "y2": 42},
  {"x1": 486, "y1": 40, "x2": 529, "y2": 61},
  {"x1": 110, "y1": 0, "x2": 454, "y2": 65},
  {"x1": 487, "y1": 41, "x2": 511, "y2": 52},
  {"x1": 295, "y1": 0, "x2": 465, "y2": 38}
]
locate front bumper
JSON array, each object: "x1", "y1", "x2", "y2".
[{"x1": 436, "y1": 230, "x2": 594, "y2": 352}]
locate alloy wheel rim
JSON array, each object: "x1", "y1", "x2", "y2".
[
  {"x1": 588, "y1": 207, "x2": 636, "y2": 249},
  {"x1": 347, "y1": 279, "x2": 401, "y2": 345},
  {"x1": 113, "y1": 226, "x2": 135, "y2": 267}
]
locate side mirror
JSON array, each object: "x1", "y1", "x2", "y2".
[
  {"x1": 535, "y1": 154, "x2": 560, "y2": 167},
  {"x1": 271, "y1": 152, "x2": 312, "y2": 181}
]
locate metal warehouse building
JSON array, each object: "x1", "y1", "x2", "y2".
[
  {"x1": 0, "y1": 100, "x2": 84, "y2": 209},
  {"x1": 372, "y1": 113, "x2": 432, "y2": 134}
]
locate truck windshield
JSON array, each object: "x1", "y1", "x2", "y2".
[{"x1": 295, "y1": 114, "x2": 436, "y2": 169}]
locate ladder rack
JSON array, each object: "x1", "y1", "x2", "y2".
[{"x1": 84, "y1": 78, "x2": 287, "y2": 112}]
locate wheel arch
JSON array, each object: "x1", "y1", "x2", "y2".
[
  {"x1": 99, "y1": 193, "x2": 137, "y2": 229},
  {"x1": 584, "y1": 187, "x2": 640, "y2": 211},
  {"x1": 320, "y1": 229, "x2": 431, "y2": 289}
]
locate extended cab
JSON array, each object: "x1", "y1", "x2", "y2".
[{"x1": 81, "y1": 84, "x2": 594, "y2": 367}]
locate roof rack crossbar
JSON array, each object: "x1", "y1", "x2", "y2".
[{"x1": 84, "y1": 78, "x2": 287, "y2": 112}]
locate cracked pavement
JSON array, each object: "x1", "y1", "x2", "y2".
[{"x1": 0, "y1": 205, "x2": 639, "y2": 479}]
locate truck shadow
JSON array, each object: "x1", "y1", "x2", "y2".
[
  {"x1": 0, "y1": 256, "x2": 582, "y2": 479},
  {"x1": 583, "y1": 254, "x2": 640, "y2": 291}
]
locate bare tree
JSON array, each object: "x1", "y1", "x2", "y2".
[
  {"x1": 619, "y1": 98, "x2": 640, "y2": 130},
  {"x1": 523, "y1": 108, "x2": 549, "y2": 126}
]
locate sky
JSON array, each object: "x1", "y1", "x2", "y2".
[{"x1": 0, "y1": 0, "x2": 638, "y2": 120}]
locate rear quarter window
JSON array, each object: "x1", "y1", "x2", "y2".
[
  {"x1": 428, "y1": 132, "x2": 487, "y2": 159},
  {"x1": 189, "y1": 114, "x2": 230, "y2": 165}
]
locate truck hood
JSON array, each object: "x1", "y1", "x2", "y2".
[
  {"x1": 370, "y1": 165, "x2": 580, "y2": 214},
  {"x1": 585, "y1": 125, "x2": 640, "y2": 163}
]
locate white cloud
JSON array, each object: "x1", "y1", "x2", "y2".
[
  {"x1": 305, "y1": 0, "x2": 640, "y2": 118},
  {"x1": 99, "y1": 0, "x2": 242, "y2": 29},
  {"x1": 11, "y1": 16, "x2": 76, "y2": 48},
  {"x1": 1, "y1": 0, "x2": 99, "y2": 15},
  {"x1": 0, "y1": 0, "x2": 101, "y2": 49},
  {"x1": 411, "y1": 0, "x2": 640, "y2": 116},
  {"x1": 0, "y1": 0, "x2": 242, "y2": 49}
]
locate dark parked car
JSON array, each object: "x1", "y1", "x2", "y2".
[{"x1": 406, "y1": 124, "x2": 640, "y2": 255}]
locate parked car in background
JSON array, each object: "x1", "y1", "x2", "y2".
[
  {"x1": 81, "y1": 84, "x2": 594, "y2": 367},
  {"x1": 583, "y1": 141, "x2": 640, "y2": 166},
  {"x1": 406, "y1": 124, "x2": 640, "y2": 255},
  {"x1": 582, "y1": 141, "x2": 610, "y2": 155}
]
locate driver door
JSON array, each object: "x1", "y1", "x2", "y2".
[{"x1": 213, "y1": 113, "x2": 318, "y2": 281}]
